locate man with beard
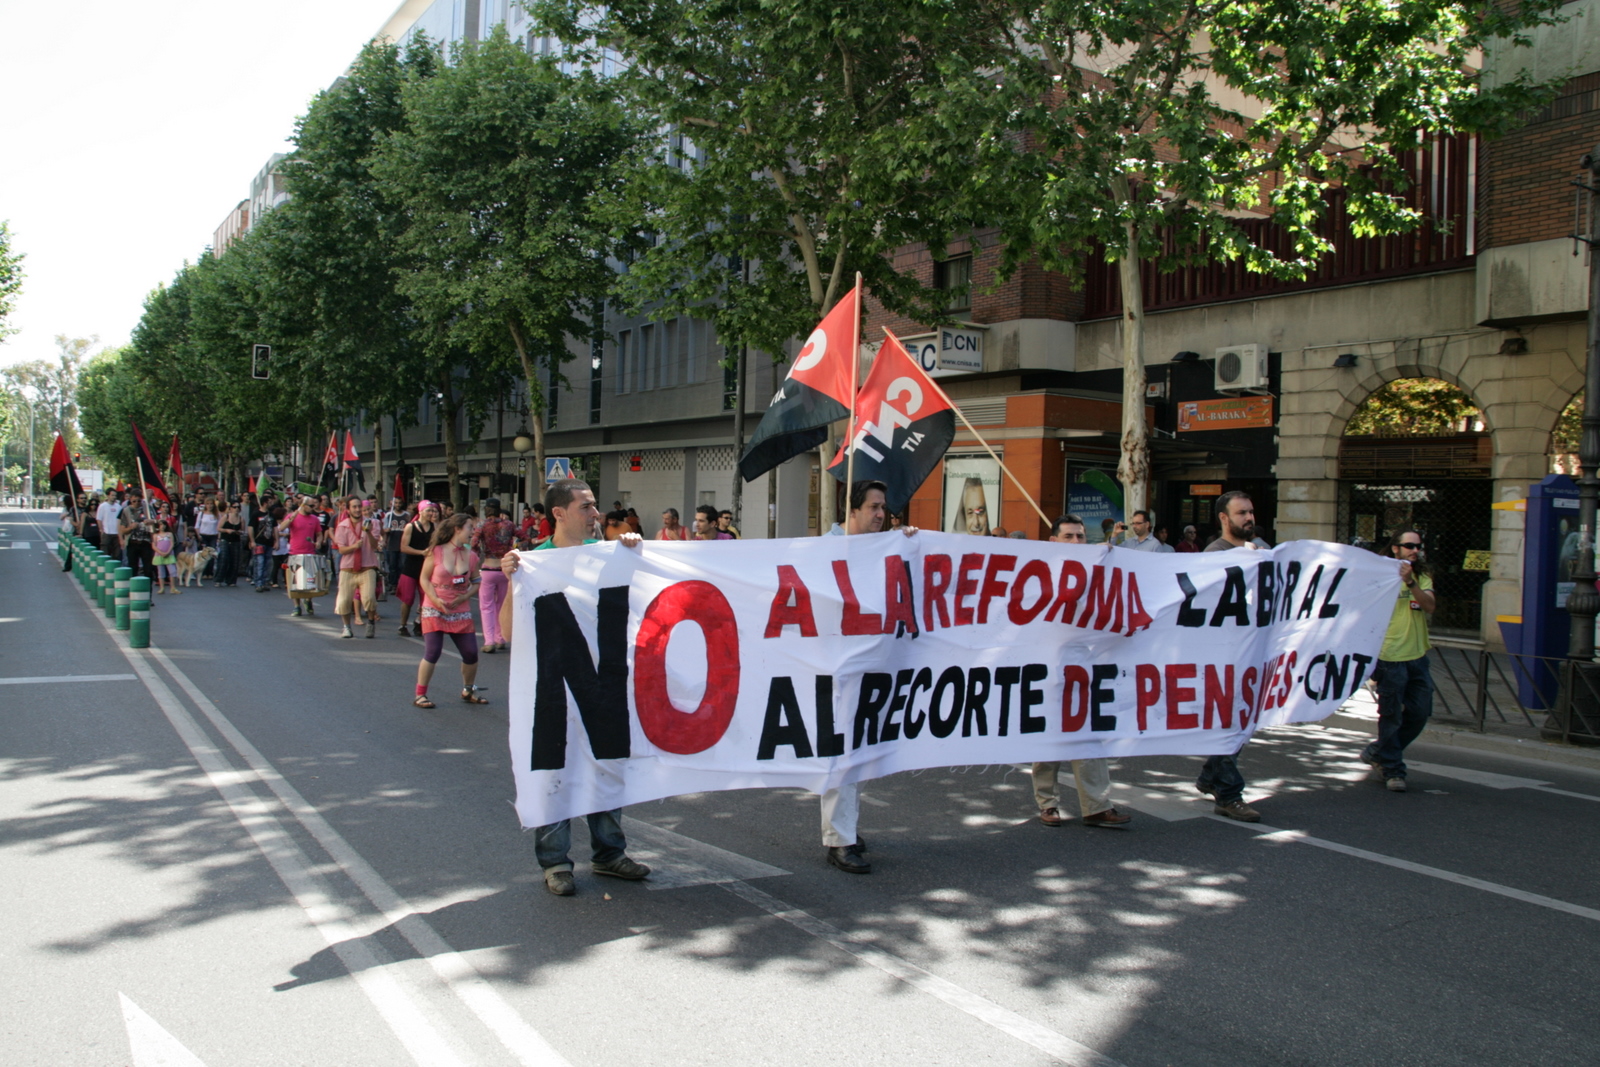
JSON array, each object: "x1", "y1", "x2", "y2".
[
  {"x1": 1197, "y1": 491, "x2": 1268, "y2": 820},
  {"x1": 1205, "y1": 491, "x2": 1271, "y2": 552}
]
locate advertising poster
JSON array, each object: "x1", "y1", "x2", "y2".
[
  {"x1": 943, "y1": 455, "x2": 1001, "y2": 535},
  {"x1": 1066, "y1": 466, "x2": 1124, "y2": 542}
]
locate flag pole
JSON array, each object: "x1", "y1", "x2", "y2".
[
  {"x1": 886, "y1": 328, "x2": 1053, "y2": 533},
  {"x1": 842, "y1": 274, "x2": 862, "y2": 534}
]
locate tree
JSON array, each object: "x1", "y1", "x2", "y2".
[
  {"x1": 373, "y1": 26, "x2": 639, "y2": 502},
  {"x1": 531, "y1": 0, "x2": 997, "y2": 355},
  {"x1": 250, "y1": 38, "x2": 439, "y2": 491},
  {"x1": 0, "y1": 220, "x2": 22, "y2": 343},
  {"x1": 1345, "y1": 378, "x2": 1482, "y2": 437},
  {"x1": 978, "y1": 0, "x2": 1565, "y2": 515},
  {"x1": 77, "y1": 348, "x2": 145, "y2": 480}
]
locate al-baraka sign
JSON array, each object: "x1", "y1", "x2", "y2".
[
  {"x1": 507, "y1": 533, "x2": 1397, "y2": 828},
  {"x1": 1177, "y1": 396, "x2": 1275, "y2": 431}
]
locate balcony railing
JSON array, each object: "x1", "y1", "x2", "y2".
[{"x1": 1083, "y1": 135, "x2": 1475, "y2": 320}]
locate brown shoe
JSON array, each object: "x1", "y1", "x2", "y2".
[
  {"x1": 1082, "y1": 808, "x2": 1132, "y2": 827},
  {"x1": 1038, "y1": 807, "x2": 1064, "y2": 827},
  {"x1": 1214, "y1": 799, "x2": 1261, "y2": 822}
]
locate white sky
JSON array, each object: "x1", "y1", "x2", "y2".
[{"x1": 0, "y1": 1, "x2": 403, "y2": 369}]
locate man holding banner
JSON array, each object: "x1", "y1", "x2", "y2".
[{"x1": 499, "y1": 478, "x2": 653, "y2": 897}]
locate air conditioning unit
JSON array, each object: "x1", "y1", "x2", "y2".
[{"x1": 1213, "y1": 344, "x2": 1269, "y2": 392}]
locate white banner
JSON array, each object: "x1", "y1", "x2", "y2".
[{"x1": 507, "y1": 533, "x2": 1399, "y2": 829}]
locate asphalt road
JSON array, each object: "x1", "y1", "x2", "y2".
[{"x1": 3, "y1": 505, "x2": 1597, "y2": 1067}]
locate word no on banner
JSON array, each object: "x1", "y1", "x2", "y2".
[{"x1": 506, "y1": 533, "x2": 1399, "y2": 828}]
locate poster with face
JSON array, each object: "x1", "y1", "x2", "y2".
[{"x1": 943, "y1": 455, "x2": 1001, "y2": 535}]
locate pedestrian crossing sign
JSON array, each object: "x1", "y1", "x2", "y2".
[{"x1": 545, "y1": 457, "x2": 572, "y2": 484}]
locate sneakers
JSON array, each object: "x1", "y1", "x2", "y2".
[
  {"x1": 1360, "y1": 750, "x2": 1385, "y2": 778},
  {"x1": 1386, "y1": 777, "x2": 1408, "y2": 792},
  {"x1": 306, "y1": 601, "x2": 316, "y2": 616},
  {"x1": 397, "y1": 623, "x2": 411, "y2": 637},
  {"x1": 1213, "y1": 799, "x2": 1261, "y2": 822},
  {"x1": 592, "y1": 856, "x2": 651, "y2": 880},
  {"x1": 1038, "y1": 807, "x2": 1064, "y2": 827},
  {"x1": 341, "y1": 624, "x2": 353, "y2": 639},
  {"x1": 1082, "y1": 807, "x2": 1133, "y2": 827},
  {"x1": 544, "y1": 869, "x2": 576, "y2": 896},
  {"x1": 365, "y1": 619, "x2": 376, "y2": 639},
  {"x1": 292, "y1": 605, "x2": 303, "y2": 617}
]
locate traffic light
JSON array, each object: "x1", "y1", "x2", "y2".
[{"x1": 252, "y1": 344, "x2": 272, "y2": 380}]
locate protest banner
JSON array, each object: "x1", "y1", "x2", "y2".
[{"x1": 506, "y1": 533, "x2": 1399, "y2": 829}]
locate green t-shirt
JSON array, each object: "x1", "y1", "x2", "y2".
[
  {"x1": 1380, "y1": 572, "x2": 1433, "y2": 662},
  {"x1": 532, "y1": 537, "x2": 598, "y2": 550}
]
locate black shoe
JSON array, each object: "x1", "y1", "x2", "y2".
[
  {"x1": 848, "y1": 836, "x2": 868, "y2": 854},
  {"x1": 827, "y1": 846, "x2": 871, "y2": 873}
]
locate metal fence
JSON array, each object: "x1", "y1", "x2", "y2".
[{"x1": 1420, "y1": 641, "x2": 1600, "y2": 745}]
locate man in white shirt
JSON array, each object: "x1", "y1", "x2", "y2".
[{"x1": 95, "y1": 494, "x2": 124, "y2": 559}]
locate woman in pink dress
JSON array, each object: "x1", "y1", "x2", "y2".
[{"x1": 413, "y1": 512, "x2": 485, "y2": 708}]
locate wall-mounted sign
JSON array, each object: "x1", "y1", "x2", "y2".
[
  {"x1": 903, "y1": 328, "x2": 985, "y2": 377},
  {"x1": 1189, "y1": 483, "x2": 1223, "y2": 496},
  {"x1": 1177, "y1": 395, "x2": 1275, "y2": 432}
]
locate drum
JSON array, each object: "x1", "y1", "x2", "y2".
[{"x1": 287, "y1": 553, "x2": 330, "y2": 598}]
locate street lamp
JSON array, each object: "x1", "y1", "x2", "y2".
[{"x1": 512, "y1": 430, "x2": 535, "y2": 509}]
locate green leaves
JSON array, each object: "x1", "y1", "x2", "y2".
[{"x1": 0, "y1": 220, "x2": 22, "y2": 343}]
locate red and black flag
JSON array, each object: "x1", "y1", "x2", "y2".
[
  {"x1": 828, "y1": 330, "x2": 955, "y2": 513},
  {"x1": 320, "y1": 431, "x2": 339, "y2": 489},
  {"x1": 738, "y1": 283, "x2": 861, "y2": 482},
  {"x1": 342, "y1": 430, "x2": 365, "y2": 491},
  {"x1": 131, "y1": 420, "x2": 171, "y2": 502},
  {"x1": 49, "y1": 434, "x2": 83, "y2": 498},
  {"x1": 168, "y1": 434, "x2": 184, "y2": 488}
]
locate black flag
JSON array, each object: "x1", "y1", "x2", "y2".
[{"x1": 829, "y1": 331, "x2": 955, "y2": 513}]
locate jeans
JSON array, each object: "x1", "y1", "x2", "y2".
[
  {"x1": 198, "y1": 533, "x2": 218, "y2": 577},
  {"x1": 125, "y1": 540, "x2": 154, "y2": 580},
  {"x1": 384, "y1": 549, "x2": 403, "y2": 589},
  {"x1": 535, "y1": 810, "x2": 627, "y2": 871},
  {"x1": 251, "y1": 551, "x2": 271, "y2": 589},
  {"x1": 1197, "y1": 748, "x2": 1247, "y2": 805},
  {"x1": 1364, "y1": 656, "x2": 1434, "y2": 778},
  {"x1": 215, "y1": 539, "x2": 239, "y2": 585}
]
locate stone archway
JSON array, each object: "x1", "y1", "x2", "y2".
[
  {"x1": 1277, "y1": 329, "x2": 1585, "y2": 644},
  {"x1": 1337, "y1": 378, "x2": 1490, "y2": 635}
]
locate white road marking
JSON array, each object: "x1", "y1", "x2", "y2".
[
  {"x1": 1406, "y1": 761, "x2": 1549, "y2": 790},
  {"x1": 1209, "y1": 816, "x2": 1600, "y2": 923},
  {"x1": 720, "y1": 878, "x2": 1127, "y2": 1067},
  {"x1": 96, "y1": 624, "x2": 477, "y2": 1066},
  {"x1": 1108, "y1": 781, "x2": 1205, "y2": 821},
  {"x1": 145, "y1": 645, "x2": 572, "y2": 1067},
  {"x1": 8, "y1": 541, "x2": 30, "y2": 550},
  {"x1": 0, "y1": 673, "x2": 136, "y2": 685},
  {"x1": 620, "y1": 817, "x2": 789, "y2": 890},
  {"x1": 1531, "y1": 785, "x2": 1600, "y2": 803},
  {"x1": 120, "y1": 993, "x2": 210, "y2": 1067}
]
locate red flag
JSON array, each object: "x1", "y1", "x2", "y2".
[
  {"x1": 248, "y1": 476, "x2": 257, "y2": 493},
  {"x1": 320, "y1": 431, "x2": 339, "y2": 488},
  {"x1": 828, "y1": 330, "x2": 955, "y2": 512},
  {"x1": 168, "y1": 435, "x2": 184, "y2": 487},
  {"x1": 342, "y1": 431, "x2": 360, "y2": 469},
  {"x1": 738, "y1": 282, "x2": 860, "y2": 481},
  {"x1": 49, "y1": 435, "x2": 83, "y2": 497},
  {"x1": 393, "y1": 472, "x2": 405, "y2": 503},
  {"x1": 130, "y1": 420, "x2": 172, "y2": 503},
  {"x1": 116, "y1": 479, "x2": 127, "y2": 493}
]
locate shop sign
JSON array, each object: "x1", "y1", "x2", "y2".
[
  {"x1": 1189, "y1": 484, "x2": 1223, "y2": 497},
  {"x1": 905, "y1": 328, "x2": 985, "y2": 377},
  {"x1": 1177, "y1": 395, "x2": 1274, "y2": 432}
]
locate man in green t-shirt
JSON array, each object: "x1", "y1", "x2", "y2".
[
  {"x1": 1361, "y1": 530, "x2": 1437, "y2": 792},
  {"x1": 498, "y1": 478, "x2": 652, "y2": 896}
]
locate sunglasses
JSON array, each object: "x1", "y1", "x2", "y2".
[{"x1": 1397, "y1": 542, "x2": 1422, "y2": 549}]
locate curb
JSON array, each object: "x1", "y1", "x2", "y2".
[{"x1": 1320, "y1": 711, "x2": 1600, "y2": 774}]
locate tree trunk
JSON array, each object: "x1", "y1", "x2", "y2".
[
  {"x1": 731, "y1": 342, "x2": 747, "y2": 529},
  {"x1": 1113, "y1": 179, "x2": 1150, "y2": 520},
  {"x1": 507, "y1": 317, "x2": 548, "y2": 499},
  {"x1": 440, "y1": 379, "x2": 463, "y2": 513}
]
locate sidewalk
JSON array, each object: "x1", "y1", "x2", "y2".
[{"x1": 1319, "y1": 686, "x2": 1600, "y2": 774}]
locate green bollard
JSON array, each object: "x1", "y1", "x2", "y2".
[
  {"x1": 129, "y1": 577, "x2": 151, "y2": 649},
  {"x1": 88, "y1": 551, "x2": 102, "y2": 597},
  {"x1": 102, "y1": 558, "x2": 117, "y2": 618},
  {"x1": 114, "y1": 567, "x2": 132, "y2": 631}
]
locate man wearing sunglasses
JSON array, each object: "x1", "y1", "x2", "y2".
[{"x1": 1361, "y1": 531, "x2": 1437, "y2": 792}]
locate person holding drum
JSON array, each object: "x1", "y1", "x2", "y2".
[{"x1": 282, "y1": 494, "x2": 329, "y2": 617}]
